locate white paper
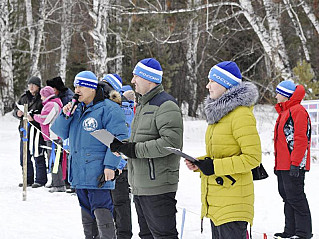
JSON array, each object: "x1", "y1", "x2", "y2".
[
  {"x1": 15, "y1": 102, "x2": 25, "y2": 112},
  {"x1": 90, "y1": 129, "x2": 115, "y2": 147}
]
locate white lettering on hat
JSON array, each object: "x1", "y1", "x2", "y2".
[
  {"x1": 138, "y1": 71, "x2": 160, "y2": 81},
  {"x1": 213, "y1": 73, "x2": 233, "y2": 87}
]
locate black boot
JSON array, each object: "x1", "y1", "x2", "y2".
[
  {"x1": 274, "y1": 232, "x2": 293, "y2": 238},
  {"x1": 81, "y1": 208, "x2": 99, "y2": 239},
  {"x1": 94, "y1": 208, "x2": 116, "y2": 239}
]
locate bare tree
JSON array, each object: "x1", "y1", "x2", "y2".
[
  {"x1": 239, "y1": 0, "x2": 293, "y2": 80},
  {"x1": 299, "y1": 0, "x2": 319, "y2": 35},
  {"x1": 59, "y1": 0, "x2": 73, "y2": 82},
  {"x1": 0, "y1": 0, "x2": 15, "y2": 115}
]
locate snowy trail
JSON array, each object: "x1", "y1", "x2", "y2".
[{"x1": 1, "y1": 107, "x2": 318, "y2": 238}]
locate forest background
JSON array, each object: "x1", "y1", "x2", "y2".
[{"x1": 0, "y1": 0, "x2": 319, "y2": 117}]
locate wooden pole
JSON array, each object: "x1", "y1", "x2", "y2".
[{"x1": 22, "y1": 104, "x2": 28, "y2": 201}]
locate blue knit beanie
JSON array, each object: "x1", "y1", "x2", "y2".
[
  {"x1": 208, "y1": 61, "x2": 242, "y2": 89},
  {"x1": 133, "y1": 58, "x2": 163, "y2": 84},
  {"x1": 122, "y1": 85, "x2": 133, "y2": 92},
  {"x1": 74, "y1": 71, "x2": 98, "y2": 89},
  {"x1": 276, "y1": 80, "x2": 296, "y2": 98},
  {"x1": 102, "y1": 74, "x2": 123, "y2": 92}
]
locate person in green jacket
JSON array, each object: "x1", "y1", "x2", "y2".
[
  {"x1": 185, "y1": 61, "x2": 262, "y2": 239},
  {"x1": 111, "y1": 58, "x2": 183, "y2": 239}
]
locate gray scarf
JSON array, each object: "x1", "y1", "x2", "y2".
[{"x1": 204, "y1": 82, "x2": 259, "y2": 124}]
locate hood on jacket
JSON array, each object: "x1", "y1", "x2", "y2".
[
  {"x1": 275, "y1": 85, "x2": 305, "y2": 113},
  {"x1": 42, "y1": 95, "x2": 63, "y2": 108},
  {"x1": 205, "y1": 82, "x2": 259, "y2": 124},
  {"x1": 98, "y1": 81, "x2": 122, "y2": 105}
]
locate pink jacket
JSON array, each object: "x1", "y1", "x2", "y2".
[{"x1": 34, "y1": 95, "x2": 63, "y2": 141}]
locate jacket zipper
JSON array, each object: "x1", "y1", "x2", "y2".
[{"x1": 148, "y1": 159, "x2": 155, "y2": 180}]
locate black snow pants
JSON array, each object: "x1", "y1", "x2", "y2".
[
  {"x1": 111, "y1": 170, "x2": 132, "y2": 239},
  {"x1": 133, "y1": 192, "x2": 178, "y2": 239},
  {"x1": 277, "y1": 170, "x2": 312, "y2": 239}
]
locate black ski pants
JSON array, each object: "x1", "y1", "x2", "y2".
[
  {"x1": 133, "y1": 192, "x2": 178, "y2": 239},
  {"x1": 111, "y1": 170, "x2": 132, "y2": 239},
  {"x1": 277, "y1": 170, "x2": 312, "y2": 239},
  {"x1": 19, "y1": 137, "x2": 47, "y2": 185},
  {"x1": 210, "y1": 220, "x2": 247, "y2": 239}
]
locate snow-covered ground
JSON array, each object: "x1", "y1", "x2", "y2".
[{"x1": 0, "y1": 105, "x2": 318, "y2": 239}]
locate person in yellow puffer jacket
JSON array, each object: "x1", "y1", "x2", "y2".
[{"x1": 185, "y1": 61, "x2": 262, "y2": 239}]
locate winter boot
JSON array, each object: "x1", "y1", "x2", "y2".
[
  {"x1": 81, "y1": 208, "x2": 99, "y2": 239},
  {"x1": 274, "y1": 232, "x2": 293, "y2": 238},
  {"x1": 49, "y1": 186, "x2": 66, "y2": 193},
  {"x1": 94, "y1": 208, "x2": 116, "y2": 239}
]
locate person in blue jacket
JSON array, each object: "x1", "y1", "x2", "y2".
[{"x1": 51, "y1": 71, "x2": 128, "y2": 239}]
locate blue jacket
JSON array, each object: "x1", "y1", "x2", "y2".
[{"x1": 51, "y1": 89, "x2": 128, "y2": 189}]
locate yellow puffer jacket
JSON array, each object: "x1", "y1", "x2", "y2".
[{"x1": 201, "y1": 82, "x2": 261, "y2": 226}]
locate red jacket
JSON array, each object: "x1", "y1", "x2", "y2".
[{"x1": 274, "y1": 85, "x2": 311, "y2": 171}]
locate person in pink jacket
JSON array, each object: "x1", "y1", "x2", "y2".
[{"x1": 33, "y1": 86, "x2": 65, "y2": 192}]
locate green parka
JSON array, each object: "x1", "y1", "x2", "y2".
[
  {"x1": 201, "y1": 82, "x2": 262, "y2": 226},
  {"x1": 128, "y1": 84, "x2": 183, "y2": 196}
]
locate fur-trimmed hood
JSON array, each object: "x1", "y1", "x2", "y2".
[
  {"x1": 109, "y1": 90, "x2": 122, "y2": 105},
  {"x1": 205, "y1": 82, "x2": 259, "y2": 124}
]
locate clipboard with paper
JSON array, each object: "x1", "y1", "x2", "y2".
[{"x1": 164, "y1": 147, "x2": 198, "y2": 163}]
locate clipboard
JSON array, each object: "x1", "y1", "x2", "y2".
[
  {"x1": 164, "y1": 147, "x2": 198, "y2": 162},
  {"x1": 90, "y1": 129, "x2": 116, "y2": 147}
]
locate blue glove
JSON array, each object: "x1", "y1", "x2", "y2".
[
  {"x1": 194, "y1": 157, "x2": 214, "y2": 176},
  {"x1": 289, "y1": 165, "x2": 300, "y2": 177}
]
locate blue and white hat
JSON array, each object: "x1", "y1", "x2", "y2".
[
  {"x1": 74, "y1": 71, "x2": 98, "y2": 89},
  {"x1": 133, "y1": 58, "x2": 163, "y2": 84},
  {"x1": 208, "y1": 61, "x2": 242, "y2": 89},
  {"x1": 276, "y1": 80, "x2": 296, "y2": 98},
  {"x1": 102, "y1": 74, "x2": 123, "y2": 92}
]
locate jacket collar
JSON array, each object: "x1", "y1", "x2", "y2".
[
  {"x1": 275, "y1": 85, "x2": 305, "y2": 113},
  {"x1": 204, "y1": 82, "x2": 259, "y2": 124},
  {"x1": 139, "y1": 84, "x2": 163, "y2": 105}
]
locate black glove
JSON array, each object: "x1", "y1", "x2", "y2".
[
  {"x1": 194, "y1": 157, "x2": 214, "y2": 176},
  {"x1": 289, "y1": 165, "x2": 300, "y2": 177},
  {"x1": 97, "y1": 169, "x2": 120, "y2": 188},
  {"x1": 110, "y1": 138, "x2": 137, "y2": 158}
]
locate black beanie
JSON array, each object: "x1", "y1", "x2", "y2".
[
  {"x1": 27, "y1": 76, "x2": 41, "y2": 87},
  {"x1": 46, "y1": 76, "x2": 67, "y2": 92}
]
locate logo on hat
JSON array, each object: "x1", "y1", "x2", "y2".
[
  {"x1": 74, "y1": 71, "x2": 98, "y2": 89},
  {"x1": 133, "y1": 58, "x2": 163, "y2": 84},
  {"x1": 208, "y1": 61, "x2": 242, "y2": 89}
]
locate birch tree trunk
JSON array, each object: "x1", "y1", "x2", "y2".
[
  {"x1": 239, "y1": 0, "x2": 293, "y2": 80},
  {"x1": 89, "y1": 0, "x2": 110, "y2": 78},
  {"x1": 0, "y1": 0, "x2": 14, "y2": 115},
  {"x1": 283, "y1": 0, "x2": 311, "y2": 62},
  {"x1": 25, "y1": 0, "x2": 46, "y2": 77},
  {"x1": 299, "y1": 0, "x2": 319, "y2": 35},
  {"x1": 115, "y1": 0, "x2": 123, "y2": 76},
  {"x1": 186, "y1": 0, "x2": 200, "y2": 117},
  {"x1": 59, "y1": 0, "x2": 73, "y2": 82}
]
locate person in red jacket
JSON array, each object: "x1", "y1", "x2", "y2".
[{"x1": 273, "y1": 80, "x2": 312, "y2": 239}]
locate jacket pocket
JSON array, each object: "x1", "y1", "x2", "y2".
[{"x1": 148, "y1": 158, "x2": 156, "y2": 180}]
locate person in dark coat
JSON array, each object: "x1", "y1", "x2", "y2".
[
  {"x1": 46, "y1": 76, "x2": 74, "y2": 106},
  {"x1": 273, "y1": 80, "x2": 312, "y2": 239},
  {"x1": 13, "y1": 76, "x2": 48, "y2": 188},
  {"x1": 101, "y1": 74, "x2": 134, "y2": 239}
]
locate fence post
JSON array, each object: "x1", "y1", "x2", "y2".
[{"x1": 22, "y1": 104, "x2": 28, "y2": 201}]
